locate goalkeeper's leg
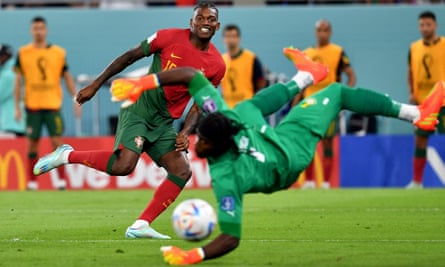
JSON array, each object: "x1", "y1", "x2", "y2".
[{"x1": 276, "y1": 82, "x2": 443, "y2": 174}]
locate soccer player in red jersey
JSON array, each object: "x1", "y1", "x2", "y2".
[{"x1": 34, "y1": 1, "x2": 225, "y2": 239}]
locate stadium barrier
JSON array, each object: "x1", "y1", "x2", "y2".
[
  {"x1": 340, "y1": 135, "x2": 445, "y2": 188},
  {"x1": 0, "y1": 136, "x2": 339, "y2": 191},
  {"x1": 3, "y1": 135, "x2": 444, "y2": 190}
]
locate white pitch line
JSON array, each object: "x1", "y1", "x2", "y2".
[
  {"x1": 0, "y1": 209, "x2": 139, "y2": 214},
  {"x1": 1, "y1": 208, "x2": 442, "y2": 214},
  {"x1": 2, "y1": 239, "x2": 445, "y2": 243}
]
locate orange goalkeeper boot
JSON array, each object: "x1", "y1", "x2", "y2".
[
  {"x1": 414, "y1": 81, "x2": 445, "y2": 131},
  {"x1": 283, "y1": 47, "x2": 328, "y2": 84}
]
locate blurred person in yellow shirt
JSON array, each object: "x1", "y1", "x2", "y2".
[
  {"x1": 296, "y1": 19, "x2": 356, "y2": 189},
  {"x1": 406, "y1": 11, "x2": 445, "y2": 189},
  {"x1": 14, "y1": 16, "x2": 81, "y2": 190},
  {"x1": 221, "y1": 24, "x2": 266, "y2": 108}
]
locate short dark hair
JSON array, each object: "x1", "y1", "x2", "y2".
[
  {"x1": 194, "y1": 1, "x2": 218, "y2": 16},
  {"x1": 32, "y1": 16, "x2": 46, "y2": 24},
  {"x1": 419, "y1": 11, "x2": 436, "y2": 22},
  {"x1": 223, "y1": 24, "x2": 241, "y2": 37},
  {"x1": 197, "y1": 112, "x2": 240, "y2": 157}
]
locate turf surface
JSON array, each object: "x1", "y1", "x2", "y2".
[{"x1": 1, "y1": 189, "x2": 444, "y2": 267}]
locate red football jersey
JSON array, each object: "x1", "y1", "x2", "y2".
[{"x1": 145, "y1": 28, "x2": 226, "y2": 119}]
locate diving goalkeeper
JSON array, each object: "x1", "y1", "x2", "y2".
[{"x1": 95, "y1": 48, "x2": 445, "y2": 265}]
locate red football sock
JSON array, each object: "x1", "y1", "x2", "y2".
[
  {"x1": 28, "y1": 156, "x2": 38, "y2": 182},
  {"x1": 68, "y1": 150, "x2": 114, "y2": 173},
  {"x1": 57, "y1": 166, "x2": 66, "y2": 180},
  {"x1": 305, "y1": 160, "x2": 315, "y2": 181},
  {"x1": 323, "y1": 156, "x2": 333, "y2": 183},
  {"x1": 138, "y1": 177, "x2": 184, "y2": 223},
  {"x1": 413, "y1": 157, "x2": 426, "y2": 183}
]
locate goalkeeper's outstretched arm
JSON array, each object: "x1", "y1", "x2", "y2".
[
  {"x1": 202, "y1": 233, "x2": 240, "y2": 260},
  {"x1": 111, "y1": 67, "x2": 229, "y2": 112}
]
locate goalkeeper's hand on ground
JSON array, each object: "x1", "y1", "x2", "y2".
[{"x1": 161, "y1": 246, "x2": 204, "y2": 265}]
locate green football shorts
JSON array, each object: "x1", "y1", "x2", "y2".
[
  {"x1": 26, "y1": 109, "x2": 64, "y2": 140},
  {"x1": 114, "y1": 108, "x2": 177, "y2": 165}
]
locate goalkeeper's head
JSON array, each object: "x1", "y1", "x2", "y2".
[{"x1": 195, "y1": 112, "x2": 240, "y2": 159}]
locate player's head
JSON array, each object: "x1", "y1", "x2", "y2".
[
  {"x1": 418, "y1": 11, "x2": 437, "y2": 41},
  {"x1": 223, "y1": 24, "x2": 241, "y2": 53},
  {"x1": 315, "y1": 19, "x2": 331, "y2": 46},
  {"x1": 0, "y1": 44, "x2": 12, "y2": 65},
  {"x1": 195, "y1": 112, "x2": 240, "y2": 158},
  {"x1": 31, "y1": 16, "x2": 47, "y2": 43},
  {"x1": 190, "y1": 1, "x2": 220, "y2": 42}
]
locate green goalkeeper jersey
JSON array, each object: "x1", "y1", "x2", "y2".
[{"x1": 190, "y1": 74, "x2": 300, "y2": 239}]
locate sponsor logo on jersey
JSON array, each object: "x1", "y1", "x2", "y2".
[
  {"x1": 239, "y1": 136, "x2": 249, "y2": 152},
  {"x1": 221, "y1": 196, "x2": 235, "y2": 213},
  {"x1": 226, "y1": 210, "x2": 235, "y2": 217},
  {"x1": 134, "y1": 136, "x2": 144, "y2": 149},
  {"x1": 301, "y1": 98, "x2": 317, "y2": 108},
  {"x1": 323, "y1": 97, "x2": 330, "y2": 105},
  {"x1": 170, "y1": 53, "x2": 182, "y2": 59}
]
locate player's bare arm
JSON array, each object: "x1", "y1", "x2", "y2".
[
  {"x1": 201, "y1": 233, "x2": 240, "y2": 259},
  {"x1": 76, "y1": 45, "x2": 145, "y2": 105},
  {"x1": 343, "y1": 65, "x2": 356, "y2": 87},
  {"x1": 407, "y1": 68, "x2": 416, "y2": 104},
  {"x1": 13, "y1": 72, "x2": 23, "y2": 121},
  {"x1": 63, "y1": 71, "x2": 82, "y2": 117},
  {"x1": 176, "y1": 103, "x2": 201, "y2": 152}
]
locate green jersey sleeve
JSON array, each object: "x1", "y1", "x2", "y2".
[
  {"x1": 211, "y1": 161, "x2": 243, "y2": 239},
  {"x1": 140, "y1": 32, "x2": 158, "y2": 56},
  {"x1": 189, "y1": 71, "x2": 242, "y2": 122},
  {"x1": 189, "y1": 71, "x2": 230, "y2": 113}
]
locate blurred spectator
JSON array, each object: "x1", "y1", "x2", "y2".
[
  {"x1": 14, "y1": 16, "x2": 81, "y2": 190},
  {"x1": 221, "y1": 24, "x2": 266, "y2": 108},
  {"x1": 406, "y1": 11, "x2": 445, "y2": 189},
  {"x1": 99, "y1": 0, "x2": 146, "y2": 8},
  {"x1": 176, "y1": 0, "x2": 196, "y2": 5},
  {"x1": 296, "y1": 19, "x2": 356, "y2": 189},
  {"x1": 0, "y1": 44, "x2": 25, "y2": 136}
]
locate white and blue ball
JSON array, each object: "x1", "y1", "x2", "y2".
[{"x1": 172, "y1": 199, "x2": 216, "y2": 241}]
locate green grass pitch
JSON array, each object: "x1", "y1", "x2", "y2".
[{"x1": 1, "y1": 189, "x2": 445, "y2": 267}]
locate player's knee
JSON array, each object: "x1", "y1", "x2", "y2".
[
  {"x1": 113, "y1": 160, "x2": 137, "y2": 176},
  {"x1": 174, "y1": 167, "x2": 192, "y2": 182}
]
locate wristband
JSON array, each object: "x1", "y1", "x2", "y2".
[{"x1": 139, "y1": 74, "x2": 160, "y2": 90}]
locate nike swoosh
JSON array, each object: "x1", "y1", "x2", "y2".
[
  {"x1": 171, "y1": 53, "x2": 182, "y2": 59},
  {"x1": 226, "y1": 211, "x2": 235, "y2": 217}
]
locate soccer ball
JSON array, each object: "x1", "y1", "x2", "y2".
[{"x1": 172, "y1": 199, "x2": 217, "y2": 241}]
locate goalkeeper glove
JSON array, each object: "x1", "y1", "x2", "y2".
[
  {"x1": 110, "y1": 74, "x2": 160, "y2": 108},
  {"x1": 160, "y1": 246, "x2": 204, "y2": 265}
]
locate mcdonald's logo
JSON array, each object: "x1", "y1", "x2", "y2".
[{"x1": 0, "y1": 150, "x2": 26, "y2": 191}]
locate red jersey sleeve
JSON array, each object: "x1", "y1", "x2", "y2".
[
  {"x1": 209, "y1": 64, "x2": 225, "y2": 87},
  {"x1": 208, "y1": 45, "x2": 226, "y2": 87},
  {"x1": 141, "y1": 28, "x2": 181, "y2": 56}
]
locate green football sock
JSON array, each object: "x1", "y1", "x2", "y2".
[
  {"x1": 250, "y1": 82, "x2": 301, "y2": 116},
  {"x1": 284, "y1": 80, "x2": 301, "y2": 96},
  {"x1": 341, "y1": 87, "x2": 401, "y2": 118}
]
